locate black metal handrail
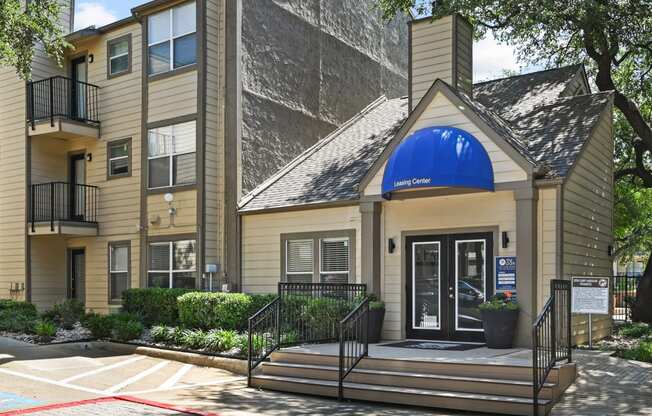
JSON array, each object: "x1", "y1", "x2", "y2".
[
  {"x1": 338, "y1": 296, "x2": 369, "y2": 400},
  {"x1": 532, "y1": 279, "x2": 571, "y2": 415},
  {"x1": 247, "y1": 282, "x2": 367, "y2": 384},
  {"x1": 30, "y1": 182, "x2": 99, "y2": 232},
  {"x1": 26, "y1": 76, "x2": 101, "y2": 127},
  {"x1": 247, "y1": 296, "x2": 280, "y2": 387}
]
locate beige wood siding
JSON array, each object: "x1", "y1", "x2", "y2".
[
  {"x1": 380, "y1": 191, "x2": 517, "y2": 340},
  {"x1": 562, "y1": 108, "x2": 614, "y2": 343},
  {"x1": 148, "y1": 71, "x2": 198, "y2": 123},
  {"x1": 537, "y1": 187, "x2": 558, "y2": 309},
  {"x1": 410, "y1": 17, "x2": 453, "y2": 108},
  {"x1": 0, "y1": 66, "x2": 27, "y2": 300},
  {"x1": 203, "y1": 0, "x2": 226, "y2": 275},
  {"x1": 147, "y1": 190, "x2": 197, "y2": 237},
  {"x1": 453, "y1": 16, "x2": 472, "y2": 95},
  {"x1": 363, "y1": 92, "x2": 527, "y2": 196},
  {"x1": 30, "y1": 236, "x2": 67, "y2": 310},
  {"x1": 242, "y1": 206, "x2": 362, "y2": 294}
]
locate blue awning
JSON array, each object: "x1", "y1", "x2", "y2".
[{"x1": 381, "y1": 126, "x2": 494, "y2": 199}]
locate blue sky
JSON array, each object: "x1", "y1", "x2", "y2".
[{"x1": 74, "y1": 1, "x2": 525, "y2": 81}]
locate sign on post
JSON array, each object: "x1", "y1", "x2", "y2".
[
  {"x1": 571, "y1": 277, "x2": 610, "y2": 315},
  {"x1": 495, "y1": 256, "x2": 517, "y2": 293}
]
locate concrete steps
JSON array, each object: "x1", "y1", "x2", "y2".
[{"x1": 249, "y1": 350, "x2": 577, "y2": 416}]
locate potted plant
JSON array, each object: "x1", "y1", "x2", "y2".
[
  {"x1": 368, "y1": 294, "x2": 385, "y2": 343},
  {"x1": 479, "y1": 291, "x2": 519, "y2": 349}
]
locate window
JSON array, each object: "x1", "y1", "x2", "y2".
[
  {"x1": 148, "y1": 239, "x2": 196, "y2": 289},
  {"x1": 107, "y1": 139, "x2": 131, "y2": 178},
  {"x1": 107, "y1": 35, "x2": 131, "y2": 77},
  {"x1": 282, "y1": 232, "x2": 353, "y2": 283},
  {"x1": 148, "y1": 120, "x2": 196, "y2": 189},
  {"x1": 109, "y1": 242, "x2": 130, "y2": 303},
  {"x1": 285, "y1": 239, "x2": 313, "y2": 284},
  {"x1": 148, "y1": 2, "x2": 196, "y2": 75}
]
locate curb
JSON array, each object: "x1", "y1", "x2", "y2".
[{"x1": 94, "y1": 341, "x2": 248, "y2": 375}]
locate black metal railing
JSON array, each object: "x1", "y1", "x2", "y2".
[
  {"x1": 30, "y1": 182, "x2": 99, "y2": 231},
  {"x1": 247, "y1": 297, "x2": 280, "y2": 386},
  {"x1": 247, "y1": 282, "x2": 367, "y2": 386},
  {"x1": 612, "y1": 275, "x2": 640, "y2": 322},
  {"x1": 338, "y1": 297, "x2": 369, "y2": 400},
  {"x1": 532, "y1": 279, "x2": 571, "y2": 415},
  {"x1": 27, "y1": 76, "x2": 100, "y2": 128}
]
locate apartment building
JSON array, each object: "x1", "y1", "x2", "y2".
[{"x1": 0, "y1": 0, "x2": 408, "y2": 312}]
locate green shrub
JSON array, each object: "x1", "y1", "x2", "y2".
[
  {"x1": 170, "y1": 326, "x2": 187, "y2": 345},
  {"x1": 150, "y1": 325, "x2": 172, "y2": 343},
  {"x1": 112, "y1": 319, "x2": 144, "y2": 342},
  {"x1": 47, "y1": 299, "x2": 85, "y2": 329},
  {"x1": 203, "y1": 329, "x2": 238, "y2": 352},
  {"x1": 122, "y1": 288, "x2": 193, "y2": 326},
  {"x1": 178, "y1": 292, "x2": 274, "y2": 331},
  {"x1": 82, "y1": 313, "x2": 114, "y2": 339},
  {"x1": 35, "y1": 320, "x2": 57, "y2": 341},
  {"x1": 181, "y1": 329, "x2": 208, "y2": 350},
  {"x1": 0, "y1": 300, "x2": 39, "y2": 333},
  {"x1": 619, "y1": 323, "x2": 650, "y2": 338},
  {"x1": 620, "y1": 341, "x2": 652, "y2": 363}
]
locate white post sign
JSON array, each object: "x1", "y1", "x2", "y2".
[{"x1": 571, "y1": 277, "x2": 610, "y2": 315}]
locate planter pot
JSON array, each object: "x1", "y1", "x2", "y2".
[
  {"x1": 481, "y1": 309, "x2": 519, "y2": 349},
  {"x1": 368, "y1": 308, "x2": 385, "y2": 343}
]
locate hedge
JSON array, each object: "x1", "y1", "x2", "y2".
[
  {"x1": 178, "y1": 292, "x2": 276, "y2": 331},
  {"x1": 122, "y1": 288, "x2": 194, "y2": 326}
]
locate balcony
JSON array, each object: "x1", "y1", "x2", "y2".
[
  {"x1": 26, "y1": 76, "x2": 101, "y2": 140},
  {"x1": 29, "y1": 182, "x2": 99, "y2": 236}
]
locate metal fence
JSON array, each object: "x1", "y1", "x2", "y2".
[{"x1": 612, "y1": 275, "x2": 641, "y2": 322}]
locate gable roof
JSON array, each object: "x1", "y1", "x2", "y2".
[{"x1": 239, "y1": 65, "x2": 612, "y2": 213}]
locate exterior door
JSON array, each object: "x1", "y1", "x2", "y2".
[
  {"x1": 406, "y1": 232, "x2": 493, "y2": 342},
  {"x1": 70, "y1": 56, "x2": 87, "y2": 120},
  {"x1": 69, "y1": 153, "x2": 86, "y2": 220},
  {"x1": 69, "y1": 249, "x2": 85, "y2": 301}
]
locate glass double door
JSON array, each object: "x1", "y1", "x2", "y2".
[{"x1": 406, "y1": 232, "x2": 493, "y2": 342}]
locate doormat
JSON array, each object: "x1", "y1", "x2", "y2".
[{"x1": 379, "y1": 341, "x2": 484, "y2": 351}]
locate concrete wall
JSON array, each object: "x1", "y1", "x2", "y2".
[{"x1": 240, "y1": 0, "x2": 409, "y2": 193}]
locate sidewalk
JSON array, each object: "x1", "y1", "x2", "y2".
[{"x1": 551, "y1": 350, "x2": 652, "y2": 415}]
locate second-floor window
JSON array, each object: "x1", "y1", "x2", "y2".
[
  {"x1": 148, "y1": 120, "x2": 196, "y2": 189},
  {"x1": 107, "y1": 35, "x2": 131, "y2": 77},
  {"x1": 107, "y1": 138, "x2": 131, "y2": 178},
  {"x1": 148, "y1": 1, "x2": 196, "y2": 75}
]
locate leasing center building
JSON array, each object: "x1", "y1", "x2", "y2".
[{"x1": 238, "y1": 15, "x2": 615, "y2": 346}]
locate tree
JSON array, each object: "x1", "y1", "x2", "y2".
[
  {"x1": 377, "y1": 0, "x2": 652, "y2": 275},
  {"x1": 0, "y1": 0, "x2": 69, "y2": 80}
]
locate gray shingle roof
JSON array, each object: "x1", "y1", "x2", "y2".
[{"x1": 239, "y1": 65, "x2": 611, "y2": 213}]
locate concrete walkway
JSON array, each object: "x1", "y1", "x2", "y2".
[{"x1": 551, "y1": 350, "x2": 652, "y2": 416}]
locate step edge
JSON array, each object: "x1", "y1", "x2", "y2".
[
  {"x1": 250, "y1": 374, "x2": 553, "y2": 405},
  {"x1": 263, "y1": 361, "x2": 557, "y2": 388}
]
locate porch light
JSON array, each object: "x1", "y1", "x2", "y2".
[{"x1": 388, "y1": 238, "x2": 396, "y2": 253}]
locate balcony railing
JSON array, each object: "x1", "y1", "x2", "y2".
[
  {"x1": 26, "y1": 76, "x2": 100, "y2": 128},
  {"x1": 30, "y1": 182, "x2": 99, "y2": 232}
]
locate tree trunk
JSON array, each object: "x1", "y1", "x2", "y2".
[{"x1": 630, "y1": 252, "x2": 652, "y2": 323}]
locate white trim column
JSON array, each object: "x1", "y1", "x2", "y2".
[{"x1": 360, "y1": 201, "x2": 382, "y2": 295}]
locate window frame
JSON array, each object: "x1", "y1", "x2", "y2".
[
  {"x1": 147, "y1": 118, "x2": 197, "y2": 191},
  {"x1": 280, "y1": 230, "x2": 355, "y2": 284},
  {"x1": 106, "y1": 138, "x2": 132, "y2": 180},
  {"x1": 108, "y1": 241, "x2": 131, "y2": 305},
  {"x1": 106, "y1": 34, "x2": 132, "y2": 79},
  {"x1": 147, "y1": 237, "x2": 197, "y2": 289},
  {"x1": 147, "y1": 1, "x2": 197, "y2": 76}
]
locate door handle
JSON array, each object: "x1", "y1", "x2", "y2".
[{"x1": 448, "y1": 286, "x2": 454, "y2": 299}]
